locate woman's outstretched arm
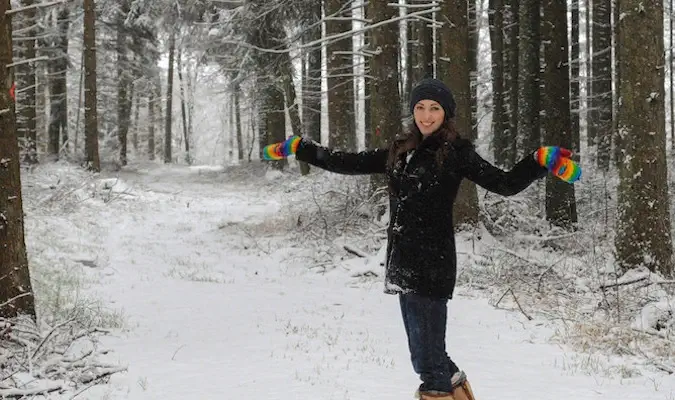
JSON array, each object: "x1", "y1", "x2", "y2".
[{"x1": 266, "y1": 136, "x2": 388, "y2": 175}]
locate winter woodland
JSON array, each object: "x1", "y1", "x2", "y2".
[{"x1": 0, "y1": 0, "x2": 674, "y2": 398}]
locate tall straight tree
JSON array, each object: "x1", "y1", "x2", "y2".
[
  {"x1": 489, "y1": 0, "x2": 509, "y2": 165},
  {"x1": 591, "y1": 0, "x2": 613, "y2": 170},
  {"x1": 302, "y1": 1, "x2": 322, "y2": 144},
  {"x1": 47, "y1": 5, "x2": 69, "y2": 159},
  {"x1": 368, "y1": 1, "x2": 401, "y2": 150},
  {"x1": 570, "y1": 0, "x2": 581, "y2": 153},
  {"x1": 83, "y1": 0, "x2": 100, "y2": 171},
  {"x1": 504, "y1": 0, "x2": 519, "y2": 166},
  {"x1": 410, "y1": 6, "x2": 434, "y2": 85},
  {"x1": 438, "y1": 0, "x2": 480, "y2": 226},
  {"x1": 325, "y1": 0, "x2": 356, "y2": 150},
  {"x1": 616, "y1": 0, "x2": 673, "y2": 277},
  {"x1": 612, "y1": 0, "x2": 622, "y2": 165},
  {"x1": 542, "y1": 0, "x2": 578, "y2": 227},
  {"x1": 0, "y1": 0, "x2": 36, "y2": 318},
  {"x1": 15, "y1": 0, "x2": 37, "y2": 163},
  {"x1": 164, "y1": 29, "x2": 175, "y2": 163},
  {"x1": 117, "y1": 0, "x2": 133, "y2": 166},
  {"x1": 469, "y1": 0, "x2": 478, "y2": 139},
  {"x1": 518, "y1": 0, "x2": 541, "y2": 154}
]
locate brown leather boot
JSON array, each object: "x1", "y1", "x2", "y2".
[
  {"x1": 450, "y1": 371, "x2": 476, "y2": 400},
  {"x1": 450, "y1": 379, "x2": 475, "y2": 400},
  {"x1": 417, "y1": 390, "x2": 455, "y2": 400}
]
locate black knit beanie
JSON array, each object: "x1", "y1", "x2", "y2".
[{"x1": 409, "y1": 78, "x2": 456, "y2": 119}]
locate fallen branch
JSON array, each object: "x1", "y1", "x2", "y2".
[
  {"x1": 494, "y1": 287, "x2": 533, "y2": 321},
  {"x1": 631, "y1": 327, "x2": 669, "y2": 340},
  {"x1": 599, "y1": 276, "x2": 647, "y2": 290},
  {"x1": 0, "y1": 382, "x2": 63, "y2": 398},
  {"x1": 343, "y1": 244, "x2": 368, "y2": 258}
]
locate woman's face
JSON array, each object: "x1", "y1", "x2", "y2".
[{"x1": 413, "y1": 100, "x2": 445, "y2": 136}]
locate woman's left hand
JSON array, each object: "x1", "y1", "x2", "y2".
[{"x1": 534, "y1": 146, "x2": 581, "y2": 183}]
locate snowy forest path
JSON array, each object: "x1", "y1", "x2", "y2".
[{"x1": 81, "y1": 163, "x2": 674, "y2": 400}]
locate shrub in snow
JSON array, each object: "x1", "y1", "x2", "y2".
[{"x1": 0, "y1": 315, "x2": 125, "y2": 398}]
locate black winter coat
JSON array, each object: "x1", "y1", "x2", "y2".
[{"x1": 295, "y1": 134, "x2": 547, "y2": 299}]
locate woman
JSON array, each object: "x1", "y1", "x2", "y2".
[{"x1": 263, "y1": 78, "x2": 580, "y2": 400}]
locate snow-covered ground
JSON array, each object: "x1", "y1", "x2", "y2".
[{"x1": 16, "y1": 161, "x2": 675, "y2": 399}]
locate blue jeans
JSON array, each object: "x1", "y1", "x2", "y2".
[{"x1": 399, "y1": 293, "x2": 460, "y2": 393}]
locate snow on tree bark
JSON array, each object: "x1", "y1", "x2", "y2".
[
  {"x1": 326, "y1": 0, "x2": 356, "y2": 151},
  {"x1": 0, "y1": 0, "x2": 36, "y2": 319},
  {"x1": 541, "y1": 0, "x2": 578, "y2": 227},
  {"x1": 616, "y1": 1, "x2": 673, "y2": 277},
  {"x1": 438, "y1": 0, "x2": 480, "y2": 226}
]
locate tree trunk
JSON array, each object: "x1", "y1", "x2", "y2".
[
  {"x1": 412, "y1": 8, "x2": 434, "y2": 83},
  {"x1": 280, "y1": 57, "x2": 310, "y2": 174},
  {"x1": 147, "y1": 87, "x2": 155, "y2": 160},
  {"x1": 368, "y1": 0, "x2": 401, "y2": 149},
  {"x1": 234, "y1": 81, "x2": 244, "y2": 161},
  {"x1": 542, "y1": 0, "x2": 578, "y2": 227},
  {"x1": 47, "y1": 6, "x2": 69, "y2": 159},
  {"x1": 469, "y1": 0, "x2": 478, "y2": 139},
  {"x1": 363, "y1": 2, "x2": 372, "y2": 142},
  {"x1": 505, "y1": 0, "x2": 519, "y2": 166},
  {"x1": 585, "y1": 0, "x2": 593, "y2": 149},
  {"x1": 439, "y1": 0, "x2": 480, "y2": 227},
  {"x1": 518, "y1": 0, "x2": 541, "y2": 155},
  {"x1": 489, "y1": 0, "x2": 508, "y2": 166},
  {"x1": 405, "y1": 4, "x2": 414, "y2": 111},
  {"x1": 612, "y1": 0, "x2": 622, "y2": 166},
  {"x1": 325, "y1": 0, "x2": 356, "y2": 150},
  {"x1": 0, "y1": 0, "x2": 36, "y2": 318},
  {"x1": 132, "y1": 84, "x2": 139, "y2": 152},
  {"x1": 615, "y1": 0, "x2": 673, "y2": 277},
  {"x1": 177, "y1": 48, "x2": 190, "y2": 164},
  {"x1": 570, "y1": 0, "x2": 581, "y2": 154},
  {"x1": 368, "y1": 1, "x2": 402, "y2": 189},
  {"x1": 15, "y1": 0, "x2": 37, "y2": 163},
  {"x1": 164, "y1": 30, "x2": 175, "y2": 163},
  {"x1": 302, "y1": 0, "x2": 322, "y2": 144},
  {"x1": 116, "y1": 4, "x2": 132, "y2": 166},
  {"x1": 83, "y1": 0, "x2": 100, "y2": 172},
  {"x1": 592, "y1": 0, "x2": 613, "y2": 170}
]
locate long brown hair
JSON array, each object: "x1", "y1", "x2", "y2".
[{"x1": 387, "y1": 118, "x2": 461, "y2": 169}]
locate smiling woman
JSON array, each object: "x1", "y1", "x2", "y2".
[
  {"x1": 413, "y1": 100, "x2": 445, "y2": 135},
  {"x1": 261, "y1": 77, "x2": 581, "y2": 400}
]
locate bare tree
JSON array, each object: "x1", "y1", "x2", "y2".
[{"x1": 0, "y1": 0, "x2": 36, "y2": 319}]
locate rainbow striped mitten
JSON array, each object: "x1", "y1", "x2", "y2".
[
  {"x1": 262, "y1": 136, "x2": 302, "y2": 160},
  {"x1": 535, "y1": 146, "x2": 581, "y2": 183}
]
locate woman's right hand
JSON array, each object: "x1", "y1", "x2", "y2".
[{"x1": 262, "y1": 136, "x2": 302, "y2": 160}]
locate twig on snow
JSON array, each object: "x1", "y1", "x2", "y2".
[{"x1": 494, "y1": 287, "x2": 533, "y2": 321}]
